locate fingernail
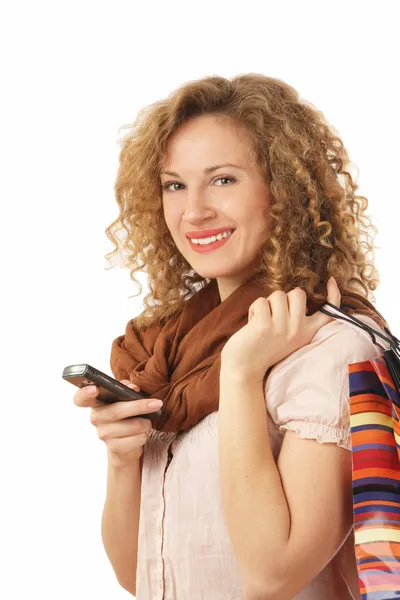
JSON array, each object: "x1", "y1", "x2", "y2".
[
  {"x1": 85, "y1": 385, "x2": 97, "y2": 395},
  {"x1": 148, "y1": 400, "x2": 163, "y2": 408}
]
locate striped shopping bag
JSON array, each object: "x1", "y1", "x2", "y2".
[{"x1": 320, "y1": 302, "x2": 400, "y2": 600}]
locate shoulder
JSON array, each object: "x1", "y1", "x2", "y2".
[
  {"x1": 266, "y1": 312, "x2": 388, "y2": 390},
  {"x1": 264, "y1": 313, "x2": 389, "y2": 449}
]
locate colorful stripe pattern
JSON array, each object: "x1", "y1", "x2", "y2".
[{"x1": 349, "y1": 355, "x2": 400, "y2": 600}]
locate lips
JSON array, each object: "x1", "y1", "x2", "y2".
[
  {"x1": 188, "y1": 228, "x2": 235, "y2": 253},
  {"x1": 186, "y1": 227, "x2": 236, "y2": 239}
]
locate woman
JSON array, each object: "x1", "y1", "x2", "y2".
[{"x1": 74, "y1": 74, "x2": 391, "y2": 599}]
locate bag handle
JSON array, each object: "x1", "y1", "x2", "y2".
[
  {"x1": 320, "y1": 302, "x2": 400, "y2": 400},
  {"x1": 319, "y1": 301, "x2": 400, "y2": 352}
]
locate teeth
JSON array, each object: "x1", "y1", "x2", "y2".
[{"x1": 191, "y1": 230, "x2": 234, "y2": 245}]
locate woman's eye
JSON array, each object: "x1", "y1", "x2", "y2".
[
  {"x1": 162, "y1": 182, "x2": 183, "y2": 192},
  {"x1": 214, "y1": 176, "x2": 235, "y2": 186},
  {"x1": 162, "y1": 176, "x2": 235, "y2": 192}
]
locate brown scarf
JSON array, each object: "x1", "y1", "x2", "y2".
[{"x1": 110, "y1": 277, "x2": 390, "y2": 433}]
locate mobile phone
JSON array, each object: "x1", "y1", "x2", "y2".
[{"x1": 62, "y1": 363, "x2": 163, "y2": 419}]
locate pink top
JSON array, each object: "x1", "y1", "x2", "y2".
[{"x1": 135, "y1": 313, "x2": 391, "y2": 599}]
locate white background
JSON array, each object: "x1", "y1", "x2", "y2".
[{"x1": 1, "y1": 1, "x2": 399, "y2": 598}]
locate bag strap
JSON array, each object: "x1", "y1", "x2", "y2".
[
  {"x1": 321, "y1": 302, "x2": 400, "y2": 405},
  {"x1": 319, "y1": 301, "x2": 399, "y2": 351}
]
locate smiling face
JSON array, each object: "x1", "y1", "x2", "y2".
[{"x1": 160, "y1": 114, "x2": 272, "y2": 302}]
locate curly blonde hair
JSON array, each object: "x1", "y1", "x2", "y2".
[{"x1": 105, "y1": 73, "x2": 380, "y2": 331}]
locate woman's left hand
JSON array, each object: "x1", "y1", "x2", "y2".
[{"x1": 220, "y1": 277, "x2": 341, "y2": 383}]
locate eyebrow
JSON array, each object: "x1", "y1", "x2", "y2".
[{"x1": 160, "y1": 162, "x2": 246, "y2": 177}]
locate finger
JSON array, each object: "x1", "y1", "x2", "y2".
[
  {"x1": 328, "y1": 276, "x2": 341, "y2": 309},
  {"x1": 287, "y1": 287, "x2": 307, "y2": 321},
  {"x1": 96, "y1": 416, "x2": 152, "y2": 441},
  {"x1": 106, "y1": 434, "x2": 149, "y2": 455},
  {"x1": 121, "y1": 379, "x2": 141, "y2": 392},
  {"x1": 73, "y1": 385, "x2": 100, "y2": 408},
  {"x1": 308, "y1": 277, "x2": 341, "y2": 330},
  {"x1": 74, "y1": 379, "x2": 141, "y2": 408},
  {"x1": 259, "y1": 297, "x2": 272, "y2": 318},
  {"x1": 249, "y1": 295, "x2": 271, "y2": 323},
  {"x1": 91, "y1": 397, "x2": 163, "y2": 426},
  {"x1": 267, "y1": 290, "x2": 289, "y2": 325}
]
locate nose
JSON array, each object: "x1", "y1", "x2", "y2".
[{"x1": 183, "y1": 187, "x2": 215, "y2": 221}]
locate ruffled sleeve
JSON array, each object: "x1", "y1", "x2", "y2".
[{"x1": 264, "y1": 314, "x2": 390, "y2": 451}]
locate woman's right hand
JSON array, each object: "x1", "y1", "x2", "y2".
[{"x1": 73, "y1": 380, "x2": 163, "y2": 464}]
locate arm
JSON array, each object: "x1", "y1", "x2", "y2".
[
  {"x1": 218, "y1": 370, "x2": 353, "y2": 600},
  {"x1": 101, "y1": 451, "x2": 143, "y2": 596}
]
